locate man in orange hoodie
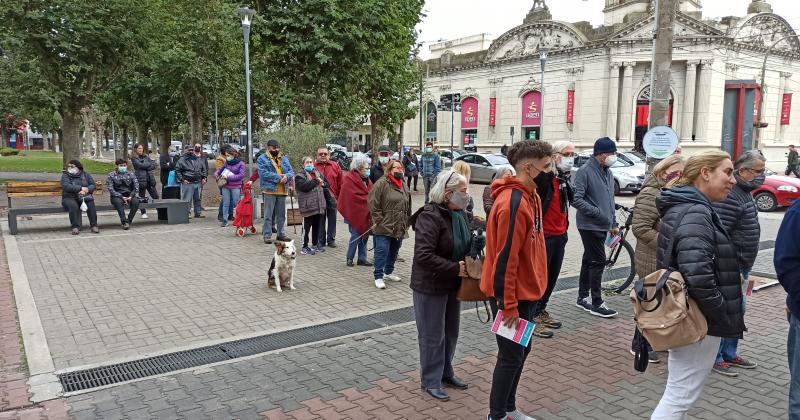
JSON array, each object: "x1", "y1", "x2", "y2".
[{"x1": 480, "y1": 140, "x2": 551, "y2": 420}]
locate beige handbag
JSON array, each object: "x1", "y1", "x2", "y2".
[{"x1": 457, "y1": 255, "x2": 487, "y2": 302}]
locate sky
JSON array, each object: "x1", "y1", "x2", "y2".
[{"x1": 416, "y1": 0, "x2": 800, "y2": 58}]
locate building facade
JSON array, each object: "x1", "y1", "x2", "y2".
[{"x1": 404, "y1": 0, "x2": 800, "y2": 166}]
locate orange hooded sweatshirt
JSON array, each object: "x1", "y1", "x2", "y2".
[{"x1": 479, "y1": 176, "x2": 548, "y2": 319}]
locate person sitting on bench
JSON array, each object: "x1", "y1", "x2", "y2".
[
  {"x1": 107, "y1": 158, "x2": 140, "y2": 230},
  {"x1": 61, "y1": 160, "x2": 99, "y2": 235}
]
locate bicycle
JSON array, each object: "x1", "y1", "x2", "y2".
[{"x1": 601, "y1": 203, "x2": 637, "y2": 293}]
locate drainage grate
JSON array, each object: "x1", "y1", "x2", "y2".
[{"x1": 58, "y1": 306, "x2": 415, "y2": 393}]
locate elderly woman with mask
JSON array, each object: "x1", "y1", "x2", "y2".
[
  {"x1": 338, "y1": 155, "x2": 374, "y2": 267},
  {"x1": 409, "y1": 170, "x2": 471, "y2": 402}
]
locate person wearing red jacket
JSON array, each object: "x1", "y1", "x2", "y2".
[
  {"x1": 480, "y1": 140, "x2": 551, "y2": 420},
  {"x1": 338, "y1": 155, "x2": 374, "y2": 267},
  {"x1": 315, "y1": 146, "x2": 344, "y2": 249}
]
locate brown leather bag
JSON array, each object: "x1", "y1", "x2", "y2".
[{"x1": 457, "y1": 255, "x2": 488, "y2": 302}]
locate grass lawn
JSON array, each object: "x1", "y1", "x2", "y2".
[{"x1": 0, "y1": 151, "x2": 116, "y2": 174}]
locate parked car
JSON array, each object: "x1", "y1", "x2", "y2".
[
  {"x1": 331, "y1": 150, "x2": 368, "y2": 170},
  {"x1": 572, "y1": 151, "x2": 644, "y2": 195},
  {"x1": 326, "y1": 143, "x2": 346, "y2": 153},
  {"x1": 752, "y1": 169, "x2": 800, "y2": 211},
  {"x1": 619, "y1": 151, "x2": 646, "y2": 170},
  {"x1": 453, "y1": 153, "x2": 513, "y2": 184},
  {"x1": 203, "y1": 145, "x2": 216, "y2": 159},
  {"x1": 439, "y1": 149, "x2": 466, "y2": 167}
]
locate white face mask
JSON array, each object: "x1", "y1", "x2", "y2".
[
  {"x1": 67, "y1": 167, "x2": 79, "y2": 175},
  {"x1": 603, "y1": 155, "x2": 617, "y2": 167},
  {"x1": 558, "y1": 157, "x2": 574, "y2": 172},
  {"x1": 378, "y1": 156, "x2": 389, "y2": 165}
]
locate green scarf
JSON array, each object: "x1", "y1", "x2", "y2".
[{"x1": 450, "y1": 210, "x2": 471, "y2": 261}]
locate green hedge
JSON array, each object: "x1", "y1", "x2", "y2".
[{"x1": 0, "y1": 148, "x2": 20, "y2": 156}]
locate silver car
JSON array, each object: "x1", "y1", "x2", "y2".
[
  {"x1": 572, "y1": 152, "x2": 644, "y2": 195},
  {"x1": 454, "y1": 153, "x2": 514, "y2": 184}
]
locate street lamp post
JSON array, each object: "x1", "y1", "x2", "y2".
[
  {"x1": 539, "y1": 48, "x2": 548, "y2": 141},
  {"x1": 757, "y1": 34, "x2": 800, "y2": 150},
  {"x1": 238, "y1": 7, "x2": 256, "y2": 179}
]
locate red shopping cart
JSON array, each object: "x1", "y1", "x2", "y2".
[{"x1": 233, "y1": 184, "x2": 257, "y2": 237}]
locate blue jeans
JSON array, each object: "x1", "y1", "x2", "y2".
[
  {"x1": 373, "y1": 235, "x2": 402, "y2": 280},
  {"x1": 262, "y1": 194, "x2": 286, "y2": 239},
  {"x1": 180, "y1": 182, "x2": 203, "y2": 216},
  {"x1": 789, "y1": 313, "x2": 800, "y2": 419},
  {"x1": 346, "y1": 222, "x2": 368, "y2": 263},
  {"x1": 716, "y1": 270, "x2": 749, "y2": 363},
  {"x1": 218, "y1": 188, "x2": 234, "y2": 220},
  {"x1": 221, "y1": 188, "x2": 241, "y2": 223}
]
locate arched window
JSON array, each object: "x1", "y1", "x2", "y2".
[{"x1": 634, "y1": 86, "x2": 674, "y2": 151}]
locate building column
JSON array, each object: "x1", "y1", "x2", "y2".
[
  {"x1": 606, "y1": 62, "x2": 621, "y2": 139},
  {"x1": 694, "y1": 60, "x2": 713, "y2": 143},
  {"x1": 681, "y1": 60, "x2": 699, "y2": 141},
  {"x1": 618, "y1": 62, "x2": 635, "y2": 143}
]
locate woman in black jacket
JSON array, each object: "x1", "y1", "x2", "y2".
[
  {"x1": 60, "y1": 160, "x2": 99, "y2": 235},
  {"x1": 651, "y1": 150, "x2": 744, "y2": 418},
  {"x1": 409, "y1": 170, "x2": 470, "y2": 402},
  {"x1": 159, "y1": 146, "x2": 180, "y2": 194},
  {"x1": 131, "y1": 144, "x2": 159, "y2": 219}
]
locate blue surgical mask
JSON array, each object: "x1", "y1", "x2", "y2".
[
  {"x1": 364, "y1": 169, "x2": 371, "y2": 178},
  {"x1": 118, "y1": 166, "x2": 128, "y2": 173},
  {"x1": 425, "y1": 148, "x2": 433, "y2": 153},
  {"x1": 304, "y1": 165, "x2": 314, "y2": 172},
  {"x1": 169, "y1": 152, "x2": 177, "y2": 157}
]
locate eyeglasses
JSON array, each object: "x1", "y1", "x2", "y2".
[
  {"x1": 558, "y1": 152, "x2": 575, "y2": 158},
  {"x1": 318, "y1": 152, "x2": 328, "y2": 156}
]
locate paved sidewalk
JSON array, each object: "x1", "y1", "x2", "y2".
[{"x1": 63, "y1": 286, "x2": 790, "y2": 420}]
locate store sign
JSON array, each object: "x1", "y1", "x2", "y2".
[
  {"x1": 521, "y1": 91, "x2": 541, "y2": 127},
  {"x1": 489, "y1": 98, "x2": 497, "y2": 127},
  {"x1": 782, "y1": 93, "x2": 793, "y2": 125},
  {"x1": 461, "y1": 97, "x2": 478, "y2": 129},
  {"x1": 566, "y1": 90, "x2": 575, "y2": 124}
]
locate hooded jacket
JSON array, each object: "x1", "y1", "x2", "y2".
[
  {"x1": 367, "y1": 175, "x2": 411, "y2": 239},
  {"x1": 61, "y1": 170, "x2": 96, "y2": 201},
  {"x1": 632, "y1": 174, "x2": 665, "y2": 279},
  {"x1": 712, "y1": 180, "x2": 760, "y2": 272},
  {"x1": 479, "y1": 176, "x2": 548, "y2": 319},
  {"x1": 572, "y1": 156, "x2": 616, "y2": 231},
  {"x1": 131, "y1": 154, "x2": 156, "y2": 187},
  {"x1": 656, "y1": 186, "x2": 745, "y2": 339},
  {"x1": 338, "y1": 170, "x2": 373, "y2": 235}
]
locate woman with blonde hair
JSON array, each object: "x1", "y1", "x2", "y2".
[
  {"x1": 368, "y1": 159, "x2": 411, "y2": 289},
  {"x1": 450, "y1": 160, "x2": 474, "y2": 221},
  {"x1": 651, "y1": 150, "x2": 744, "y2": 419},
  {"x1": 631, "y1": 154, "x2": 685, "y2": 364}
]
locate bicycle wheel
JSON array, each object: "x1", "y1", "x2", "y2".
[{"x1": 601, "y1": 239, "x2": 636, "y2": 293}]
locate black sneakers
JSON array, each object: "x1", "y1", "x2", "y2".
[
  {"x1": 589, "y1": 302, "x2": 618, "y2": 318},
  {"x1": 576, "y1": 297, "x2": 592, "y2": 311}
]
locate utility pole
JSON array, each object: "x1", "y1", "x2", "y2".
[{"x1": 647, "y1": 0, "x2": 676, "y2": 171}]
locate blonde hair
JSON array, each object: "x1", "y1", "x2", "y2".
[
  {"x1": 451, "y1": 160, "x2": 471, "y2": 182},
  {"x1": 652, "y1": 155, "x2": 686, "y2": 180},
  {"x1": 669, "y1": 150, "x2": 730, "y2": 188}
]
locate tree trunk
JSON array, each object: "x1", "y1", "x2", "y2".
[
  {"x1": 121, "y1": 125, "x2": 129, "y2": 160},
  {"x1": 398, "y1": 123, "x2": 404, "y2": 154},
  {"x1": 184, "y1": 88, "x2": 207, "y2": 146},
  {"x1": 61, "y1": 108, "x2": 81, "y2": 167},
  {"x1": 94, "y1": 126, "x2": 104, "y2": 159},
  {"x1": 159, "y1": 125, "x2": 171, "y2": 156},
  {"x1": 135, "y1": 121, "x2": 149, "y2": 154},
  {"x1": 55, "y1": 129, "x2": 62, "y2": 153},
  {"x1": 0, "y1": 122, "x2": 6, "y2": 148},
  {"x1": 370, "y1": 113, "x2": 381, "y2": 154}
]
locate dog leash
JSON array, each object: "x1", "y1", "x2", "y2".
[{"x1": 349, "y1": 224, "x2": 376, "y2": 244}]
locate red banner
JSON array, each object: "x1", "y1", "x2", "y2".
[
  {"x1": 489, "y1": 98, "x2": 496, "y2": 127},
  {"x1": 566, "y1": 90, "x2": 575, "y2": 124},
  {"x1": 782, "y1": 93, "x2": 793, "y2": 125},
  {"x1": 461, "y1": 97, "x2": 478, "y2": 129},
  {"x1": 521, "y1": 91, "x2": 541, "y2": 127}
]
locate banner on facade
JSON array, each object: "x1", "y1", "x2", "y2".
[
  {"x1": 566, "y1": 90, "x2": 575, "y2": 124},
  {"x1": 521, "y1": 91, "x2": 541, "y2": 127},
  {"x1": 461, "y1": 97, "x2": 478, "y2": 129},
  {"x1": 782, "y1": 93, "x2": 793, "y2": 125},
  {"x1": 489, "y1": 98, "x2": 497, "y2": 127}
]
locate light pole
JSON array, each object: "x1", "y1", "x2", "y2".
[
  {"x1": 757, "y1": 34, "x2": 800, "y2": 149},
  {"x1": 238, "y1": 7, "x2": 256, "y2": 179},
  {"x1": 539, "y1": 48, "x2": 548, "y2": 141}
]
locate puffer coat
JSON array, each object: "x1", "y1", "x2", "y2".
[
  {"x1": 368, "y1": 176, "x2": 411, "y2": 239},
  {"x1": 294, "y1": 170, "x2": 327, "y2": 217},
  {"x1": 712, "y1": 182, "x2": 760, "y2": 272},
  {"x1": 61, "y1": 171, "x2": 96, "y2": 201},
  {"x1": 632, "y1": 175, "x2": 665, "y2": 279},
  {"x1": 656, "y1": 186, "x2": 745, "y2": 339},
  {"x1": 131, "y1": 154, "x2": 156, "y2": 187}
]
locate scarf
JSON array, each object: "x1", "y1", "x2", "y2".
[
  {"x1": 450, "y1": 210, "x2": 471, "y2": 261},
  {"x1": 226, "y1": 158, "x2": 241, "y2": 166},
  {"x1": 389, "y1": 174, "x2": 403, "y2": 189}
]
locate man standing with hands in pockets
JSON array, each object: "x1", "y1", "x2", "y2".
[{"x1": 480, "y1": 140, "x2": 552, "y2": 420}]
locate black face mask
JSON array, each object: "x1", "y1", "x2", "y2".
[
  {"x1": 194, "y1": 147, "x2": 201, "y2": 153},
  {"x1": 269, "y1": 150, "x2": 279, "y2": 157},
  {"x1": 392, "y1": 172, "x2": 404, "y2": 180}
]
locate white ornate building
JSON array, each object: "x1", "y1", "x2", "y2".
[{"x1": 403, "y1": 0, "x2": 800, "y2": 165}]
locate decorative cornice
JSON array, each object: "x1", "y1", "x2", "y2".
[
  {"x1": 782, "y1": 72, "x2": 793, "y2": 79},
  {"x1": 610, "y1": 62, "x2": 622, "y2": 69},
  {"x1": 518, "y1": 78, "x2": 542, "y2": 97},
  {"x1": 687, "y1": 59, "x2": 701, "y2": 67}
]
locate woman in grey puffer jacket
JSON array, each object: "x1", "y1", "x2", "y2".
[{"x1": 651, "y1": 151, "x2": 744, "y2": 419}]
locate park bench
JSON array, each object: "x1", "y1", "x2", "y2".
[{"x1": 6, "y1": 181, "x2": 189, "y2": 235}]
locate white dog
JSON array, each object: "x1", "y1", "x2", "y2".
[{"x1": 268, "y1": 240, "x2": 297, "y2": 292}]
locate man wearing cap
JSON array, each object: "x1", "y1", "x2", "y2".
[
  {"x1": 257, "y1": 139, "x2": 295, "y2": 243},
  {"x1": 370, "y1": 145, "x2": 393, "y2": 184},
  {"x1": 572, "y1": 137, "x2": 619, "y2": 318},
  {"x1": 419, "y1": 141, "x2": 442, "y2": 203}
]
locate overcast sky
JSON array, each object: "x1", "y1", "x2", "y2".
[{"x1": 416, "y1": 0, "x2": 800, "y2": 58}]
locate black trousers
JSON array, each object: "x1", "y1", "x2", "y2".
[
  {"x1": 489, "y1": 299, "x2": 536, "y2": 419},
  {"x1": 406, "y1": 174, "x2": 418, "y2": 190},
  {"x1": 535, "y1": 233, "x2": 568, "y2": 316},
  {"x1": 302, "y1": 214, "x2": 323, "y2": 248},
  {"x1": 62, "y1": 197, "x2": 97, "y2": 229},
  {"x1": 111, "y1": 195, "x2": 140, "y2": 224},
  {"x1": 318, "y1": 205, "x2": 337, "y2": 245},
  {"x1": 578, "y1": 229, "x2": 606, "y2": 306},
  {"x1": 138, "y1": 182, "x2": 159, "y2": 214}
]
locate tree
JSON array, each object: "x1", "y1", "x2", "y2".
[{"x1": 1, "y1": 0, "x2": 151, "y2": 165}]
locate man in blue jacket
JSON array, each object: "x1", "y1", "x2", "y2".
[
  {"x1": 776, "y1": 199, "x2": 800, "y2": 419},
  {"x1": 419, "y1": 141, "x2": 441, "y2": 203},
  {"x1": 572, "y1": 137, "x2": 618, "y2": 318},
  {"x1": 258, "y1": 139, "x2": 294, "y2": 243}
]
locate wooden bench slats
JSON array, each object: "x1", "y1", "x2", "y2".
[{"x1": 7, "y1": 181, "x2": 104, "y2": 197}]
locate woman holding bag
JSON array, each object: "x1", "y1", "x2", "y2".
[
  {"x1": 409, "y1": 170, "x2": 471, "y2": 402},
  {"x1": 651, "y1": 151, "x2": 744, "y2": 419},
  {"x1": 60, "y1": 160, "x2": 99, "y2": 235},
  {"x1": 215, "y1": 149, "x2": 246, "y2": 227}
]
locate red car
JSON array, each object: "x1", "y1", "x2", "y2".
[{"x1": 752, "y1": 169, "x2": 800, "y2": 212}]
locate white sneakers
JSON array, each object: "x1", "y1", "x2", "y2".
[
  {"x1": 374, "y1": 279, "x2": 386, "y2": 289},
  {"x1": 383, "y1": 273, "x2": 402, "y2": 282},
  {"x1": 141, "y1": 213, "x2": 149, "y2": 219},
  {"x1": 507, "y1": 410, "x2": 536, "y2": 420}
]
